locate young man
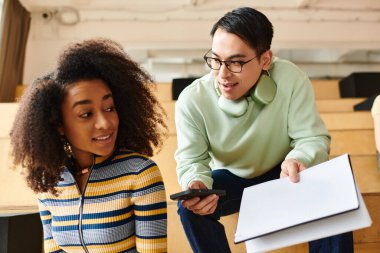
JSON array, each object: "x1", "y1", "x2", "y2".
[{"x1": 174, "y1": 7, "x2": 353, "y2": 253}]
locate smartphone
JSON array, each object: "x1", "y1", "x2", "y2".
[{"x1": 170, "y1": 189, "x2": 226, "y2": 200}]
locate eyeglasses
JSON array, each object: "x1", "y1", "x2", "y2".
[{"x1": 203, "y1": 50, "x2": 258, "y2": 73}]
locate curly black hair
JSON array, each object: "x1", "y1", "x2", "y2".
[{"x1": 10, "y1": 38, "x2": 167, "y2": 194}]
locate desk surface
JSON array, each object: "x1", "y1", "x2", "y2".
[{"x1": 0, "y1": 205, "x2": 38, "y2": 217}]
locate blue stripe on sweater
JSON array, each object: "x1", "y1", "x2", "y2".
[
  {"x1": 52, "y1": 206, "x2": 134, "y2": 221},
  {"x1": 135, "y1": 213, "x2": 167, "y2": 221},
  {"x1": 40, "y1": 197, "x2": 80, "y2": 204},
  {"x1": 40, "y1": 210, "x2": 50, "y2": 216},
  {"x1": 84, "y1": 182, "x2": 164, "y2": 200},
  {"x1": 136, "y1": 234, "x2": 167, "y2": 239},
  {"x1": 89, "y1": 162, "x2": 156, "y2": 183},
  {"x1": 134, "y1": 202, "x2": 167, "y2": 211},
  {"x1": 92, "y1": 154, "x2": 149, "y2": 171},
  {"x1": 51, "y1": 215, "x2": 135, "y2": 232}
]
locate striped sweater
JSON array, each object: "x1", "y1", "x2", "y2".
[{"x1": 38, "y1": 149, "x2": 167, "y2": 253}]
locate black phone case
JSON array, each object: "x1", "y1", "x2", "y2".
[{"x1": 170, "y1": 189, "x2": 226, "y2": 200}]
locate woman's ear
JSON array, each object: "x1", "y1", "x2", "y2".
[
  {"x1": 58, "y1": 125, "x2": 64, "y2": 135},
  {"x1": 260, "y1": 50, "x2": 273, "y2": 71}
]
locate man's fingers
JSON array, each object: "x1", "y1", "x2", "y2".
[
  {"x1": 181, "y1": 197, "x2": 200, "y2": 209},
  {"x1": 288, "y1": 165, "x2": 300, "y2": 183},
  {"x1": 299, "y1": 163, "x2": 307, "y2": 171},
  {"x1": 188, "y1": 181, "x2": 207, "y2": 190},
  {"x1": 200, "y1": 195, "x2": 218, "y2": 214},
  {"x1": 191, "y1": 194, "x2": 218, "y2": 215},
  {"x1": 192, "y1": 194, "x2": 217, "y2": 211},
  {"x1": 280, "y1": 170, "x2": 288, "y2": 178},
  {"x1": 281, "y1": 161, "x2": 299, "y2": 183},
  {"x1": 281, "y1": 159, "x2": 308, "y2": 183}
]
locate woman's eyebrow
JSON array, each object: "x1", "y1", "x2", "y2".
[
  {"x1": 72, "y1": 99, "x2": 91, "y2": 108},
  {"x1": 72, "y1": 93, "x2": 113, "y2": 108},
  {"x1": 103, "y1": 93, "x2": 113, "y2": 101}
]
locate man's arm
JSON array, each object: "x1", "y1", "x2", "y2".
[
  {"x1": 174, "y1": 99, "x2": 213, "y2": 190},
  {"x1": 285, "y1": 74, "x2": 331, "y2": 171},
  {"x1": 174, "y1": 93, "x2": 219, "y2": 215}
]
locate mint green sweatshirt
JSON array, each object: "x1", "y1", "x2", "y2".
[{"x1": 175, "y1": 57, "x2": 331, "y2": 190}]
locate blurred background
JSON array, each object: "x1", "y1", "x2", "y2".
[
  {"x1": 1, "y1": 0, "x2": 380, "y2": 95},
  {"x1": 0, "y1": 1, "x2": 379, "y2": 252}
]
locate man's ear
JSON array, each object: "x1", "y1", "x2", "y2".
[{"x1": 260, "y1": 50, "x2": 273, "y2": 71}]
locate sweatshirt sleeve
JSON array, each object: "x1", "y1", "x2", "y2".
[
  {"x1": 371, "y1": 95, "x2": 380, "y2": 117},
  {"x1": 38, "y1": 199, "x2": 66, "y2": 253},
  {"x1": 132, "y1": 160, "x2": 167, "y2": 253},
  {"x1": 285, "y1": 74, "x2": 331, "y2": 167},
  {"x1": 174, "y1": 97, "x2": 213, "y2": 190}
]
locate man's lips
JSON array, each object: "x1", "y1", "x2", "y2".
[{"x1": 219, "y1": 82, "x2": 238, "y2": 91}]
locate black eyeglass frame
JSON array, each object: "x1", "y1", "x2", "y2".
[{"x1": 203, "y1": 50, "x2": 259, "y2": 73}]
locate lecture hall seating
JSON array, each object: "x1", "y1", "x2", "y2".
[{"x1": 1, "y1": 80, "x2": 379, "y2": 252}]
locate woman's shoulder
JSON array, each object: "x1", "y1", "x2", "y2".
[
  {"x1": 37, "y1": 169, "x2": 76, "y2": 202},
  {"x1": 371, "y1": 95, "x2": 380, "y2": 117},
  {"x1": 112, "y1": 149, "x2": 159, "y2": 172}
]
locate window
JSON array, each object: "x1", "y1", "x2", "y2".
[
  {"x1": 0, "y1": 0, "x2": 4, "y2": 26},
  {"x1": 0, "y1": 0, "x2": 3, "y2": 44}
]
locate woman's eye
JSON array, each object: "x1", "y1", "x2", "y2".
[
  {"x1": 105, "y1": 106, "x2": 115, "y2": 112},
  {"x1": 79, "y1": 112, "x2": 91, "y2": 118}
]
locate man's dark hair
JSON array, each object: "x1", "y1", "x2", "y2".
[{"x1": 211, "y1": 7, "x2": 274, "y2": 56}]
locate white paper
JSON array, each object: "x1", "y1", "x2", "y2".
[
  {"x1": 235, "y1": 154, "x2": 369, "y2": 248},
  {"x1": 245, "y1": 187, "x2": 371, "y2": 253}
]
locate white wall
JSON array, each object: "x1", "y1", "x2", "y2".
[{"x1": 22, "y1": 1, "x2": 380, "y2": 84}]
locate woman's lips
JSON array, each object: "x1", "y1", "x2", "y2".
[{"x1": 92, "y1": 134, "x2": 112, "y2": 144}]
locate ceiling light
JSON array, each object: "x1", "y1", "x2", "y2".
[{"x1": 56, "y1": 7, "x2": 80, "y2": 26}]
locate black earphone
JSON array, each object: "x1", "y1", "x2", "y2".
[{"x1": 215, "y1": 72, "x2": 277, "y2": 117}]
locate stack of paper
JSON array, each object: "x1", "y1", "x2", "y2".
[{"x1": 234, "y1": 154, "x2": 372, "y2": 252}]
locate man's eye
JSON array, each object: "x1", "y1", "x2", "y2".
[{"x1": 229, "y1": 61, "x2": 241, "y2": 66}]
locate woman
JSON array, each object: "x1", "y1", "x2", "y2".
[
  {"x1": 10, "y1": 39, "x2": 168, "y2": 253},
  {"x1": 371, "y1": 95, "x2": 380, "y2": 173}
]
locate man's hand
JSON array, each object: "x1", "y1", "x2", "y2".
[
  {"x1": 280, "y1": 159, "x2": 307, "y2": 183},
  {"x1": 181, "y1": 180, "x2": 219, "y2": 216}
]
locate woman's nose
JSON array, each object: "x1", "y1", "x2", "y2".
[{"x1": 95, "y1": 113, "x2": 111, "y2": 129}]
